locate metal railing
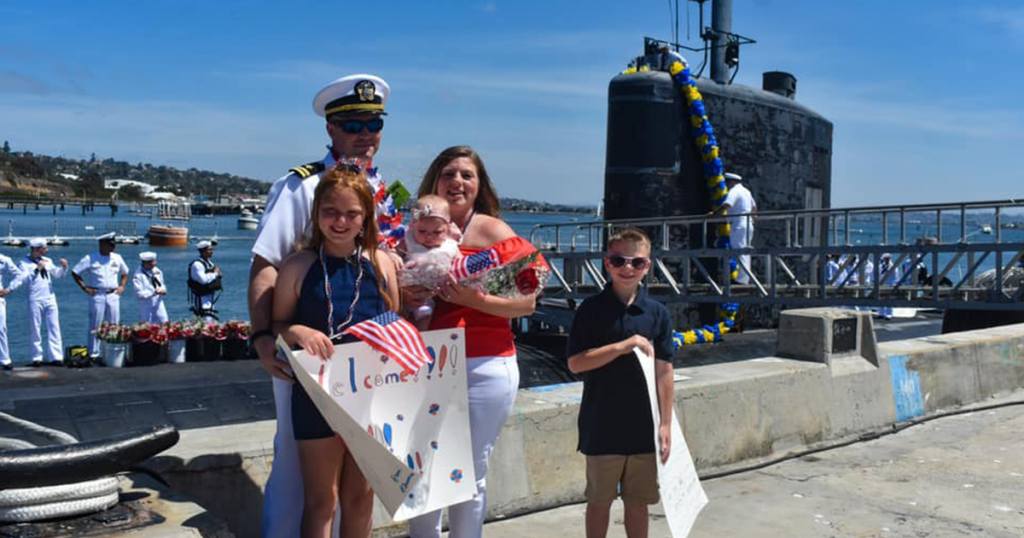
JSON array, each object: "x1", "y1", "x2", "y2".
[{"x1": 530, "y1": 199, "x2": 1024, "y2": 312}]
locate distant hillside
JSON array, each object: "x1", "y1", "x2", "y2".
[
  {"x1": 0, "y1": 142, "x2": 268, "y2": 201},
  {"x1": 0, "y1": 142, "x2": 596, "y2": 212},
  {"x1": 500, "y1": 197, "x2": 596, "y2": 214}
]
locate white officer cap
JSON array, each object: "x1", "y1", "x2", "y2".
[
  {"x1": 139, "y1": 252, "x2": 157, "y2": 261},
  {"x1": 724, "y1": 172, "x2": 743, "y2": 182},
  {"x1": 29, "y1": 237, "x2": 47, "y2": 248},
  {"x1": 97, "y1": 232, "x2": 117, "y2": 242},
  {"x1": 313, "y1": 74, "x2": 390, "y2": 118},
  {"x1": 196, "y1": 240, "x2": 212, "y2": 250}
]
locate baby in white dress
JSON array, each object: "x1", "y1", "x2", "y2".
[{"x1": 399, "y1": 195, "x2": 461, "y2": 328}]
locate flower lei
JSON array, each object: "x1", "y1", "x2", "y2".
[{"x1": 627, "y1": 52, "x2": 740, "y2": 347}]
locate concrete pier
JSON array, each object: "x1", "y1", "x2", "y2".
[
  {"x1": 154, "y1": 321, "x2": 1024, "y2": 536},
  {"x1": 2, "y1": 316, "x2": 1023, "y2": 536}
]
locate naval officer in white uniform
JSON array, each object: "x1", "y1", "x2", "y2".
[
  {"x1": 712, "y1": 172, "x2": 758, "y2": 284},
  {"x1": 248, "y1": 73, "x2": 405, "y2": 538},
  {"x1": 71, "y1": 232, "x2": 129, "y2": 358},
  {"x1": 0, "y1": 251, "x2": 25, "y2": 371},
  {"x1": 133, "y1": 251, "x2": 168, "y2": 323},
  {"x1": 16, "y1": 238, "x2": 68, "y2": 366}
]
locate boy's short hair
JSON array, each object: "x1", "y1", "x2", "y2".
[{"x1": 607, "y1": 227, "x2": 651, "y2": 251}]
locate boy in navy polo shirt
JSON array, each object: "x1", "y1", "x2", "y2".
[{"x1": 567, "y1": 227, "x2": 675, "y2": 538}]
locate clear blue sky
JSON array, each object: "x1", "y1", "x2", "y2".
[{"x1": 2, "y1": 1, "x2": 1022, "y2": 207}]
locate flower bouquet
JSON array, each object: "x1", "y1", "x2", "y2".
[
  {"x1": 95, "y1": 322, "x2": 131, "y2": 344},
  {"x1": 188, "y1": 319, "x2": 224, "y2": 362},
  {"x1": 95, "y1": 322, "x2": 131, "y2": 368},
  {"x1": 222, "y1": 320, "x2": 252, "y2": 360},
  {"x1": 456, "y1": 240, "x2": 550, "y2": 300},
  {"x1": 164, "y1": 320, "x2": 191, "y2": 364},
  {"x1": 130, "y1": 322, "x2": 164, "y2": 366}
]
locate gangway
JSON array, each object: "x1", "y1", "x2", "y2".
[{"x1": 530, "y1": 199, "x2": 1024, "y2": 325}]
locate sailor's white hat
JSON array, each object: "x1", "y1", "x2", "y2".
[
  {"x1": 29, "y1": 237, "x2": 47, "y2": 248},
  {"x1": 313, "y1": 74, "x2": 390, "y2": 118},
  {"x1": 139, "y1": 252, "x2": 157, "y2": 261},
  {"x1": 196, "y1": 240, "x2": 213, "y2": 250},
  {"x1": 724, "y1": 172, "x2": 743, "y2": 182},
  {"x1": 97, "y1": 232, "x2": 117, "y2": 242}
]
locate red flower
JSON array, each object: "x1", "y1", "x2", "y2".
[{"x1": 515, "y1": 269, "x2": 540, "y2": 295}]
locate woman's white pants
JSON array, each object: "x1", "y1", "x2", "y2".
[{"x1": 408, "y1": 354, "x2": 520, "y2": 538}]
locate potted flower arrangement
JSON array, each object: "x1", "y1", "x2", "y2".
[
  {"x1": 130, "y1": 322, "x2": 164, "y2": 366},
  {"x1": 95, "y1": 322, "x2": 131, "y2": 368},
  {"x1": 164, "y1": 320, "x2": 192, "y2": 364},
  {"x1": 222, "y1": 320, "x2": 252, "y2": 360},
  {"x1": 185, "y1": 318, "x2": 221, "y2": 362}
]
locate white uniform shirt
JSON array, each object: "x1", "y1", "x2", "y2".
[
  {"x1": 252, "y1": 151, "x2": 402, "y2": 267},
  {"x1": 190, "y1": 260, "x2": 219, "y2": 286},
  {"x1": 72, "y1": 252, "x2": 129, "y2": 290},
  {"x1": 251, "y1": 153, "x2": 333, "y2": 267},
  {"x1": 134, "y1": 266, "x2": 167, "y2": 301},
  {"x1": 15, "y1": 256, "x2": 66, "y2": 302},
  {"x1": 723, "y1": 183, "x2": 757, "y2": 232},
  {"x1": 0, "y1": 254, "x2": 23, "y2": 292}
]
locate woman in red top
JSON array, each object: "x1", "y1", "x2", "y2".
[{"x1": 405, "y1": 146, "x2": 537, "y2": 538}]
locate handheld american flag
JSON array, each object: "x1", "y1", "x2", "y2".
[
  {"x1": 451, "y1": 249, "x2": 500, "y2": 281},
  {"x1": 343, "y1": 312, "x2": 433, "y2": 374}
]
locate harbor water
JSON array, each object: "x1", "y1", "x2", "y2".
[
  {"x1": 1, "y1": 205, "x2": 1021, "y2": 364},
  {"x1": 0, "y1": 208, "x2": 593, "y2": 364}
]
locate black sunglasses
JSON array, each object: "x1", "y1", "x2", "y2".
[
  {"x1": 329, "y1": 117, "x2": 385, "y2": 134},
  {"x1": 607, "y1": 255, "x2": 650, "y2": 269}
]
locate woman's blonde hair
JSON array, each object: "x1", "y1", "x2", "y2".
[
  {"x1": 417, "y1": 146, "x2": 501, "y2": 218},
  {"x1": 307, "y1": 164, "x2": 393, "y2": 310}
]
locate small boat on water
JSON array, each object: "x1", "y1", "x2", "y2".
[
  {"x1": 48, "y1": 220, "x2": 69, "y2": 246},
  {"x1": 115, "y1": 234, "x2": 142, "y2": 245},
  {"x1": 148, "y1": 225, "x2": 188, "y2": 247},
  {"x1": 981, "y1": 225, "x2": 993, "y2": 234},
  {"x1": 147, "y1": 200, "x2": 191, "y2": 247},
  {"x1": 2, "y1": 221, "x2": 24, "y2": 247},
  {"x1": 237, "y1": 208, "x2": 259, "y2": 230}
]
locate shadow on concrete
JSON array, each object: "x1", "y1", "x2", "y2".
[{"x1": 153, "y1": 453, "x2": 265, "y2": 538}]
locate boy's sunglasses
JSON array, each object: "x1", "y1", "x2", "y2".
[
  {"x1": 329, "y1": 117, "x2": 385, "y2": 134},
  {"x1": 607, "y1": 255, "x2": 650, "y2": 269}
]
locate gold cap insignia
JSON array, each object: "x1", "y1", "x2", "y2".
[{"x1": 356, "y1": 80, "x2": 376, "y2": 102}]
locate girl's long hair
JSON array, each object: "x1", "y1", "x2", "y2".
[
  {"x1": 417, "y1": 146, "x2": 501, "y2": 218},
  {"x1": 307, "y1": 165, "x2": 394, "y2": 311}
]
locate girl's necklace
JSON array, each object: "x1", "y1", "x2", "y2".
[
  {"x1": 459, "y1": 209, "x2": 475, "y2": 234},
  {"x1": 320, "y1": 243, "x2": 364, "y2": 341}
]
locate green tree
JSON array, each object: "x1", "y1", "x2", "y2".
[{"x1": 119, "y1": 184, "x2": 144, "y2": 200}]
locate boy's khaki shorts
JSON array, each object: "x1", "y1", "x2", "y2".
[{"x1": 585, "y1": 453, "x2": 659, "y2": 505}]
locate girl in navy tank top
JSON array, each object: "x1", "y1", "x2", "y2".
[{"x1": 272, "y1": 165, "x2": 400, "y2": 538}]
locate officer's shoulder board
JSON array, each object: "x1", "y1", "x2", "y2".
[{"x1": 289, "y1": 161, "x2": 326, "y2": 180}]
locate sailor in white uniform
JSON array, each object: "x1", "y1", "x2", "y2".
[
  {"x1": 0, "y1": 252, "x2": 25, "y2": 370},
  {"x1": 712, "y1": 172, "x2": 758, "y2": 284},
  {"x1": 133, "y1": 251, "x2": 168, "y2": 324},
  {"x1": 188, "y1": 241, "x2": 221, "y2": 321},
  {"x1": 878, "y1": 253, "x2": 900, "y2": 320},
  {"x1": 16, "y1": 238, "x2": 67, "y2": 366},
  {"x1": 249, "y1": 74, "x2": 405, "y2": 537},
  {"x1": 71, "y1": 232, "x2": 129, "y2": 358}
]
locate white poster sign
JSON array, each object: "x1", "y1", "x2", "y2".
[
  {"x1": 635, "y1": 348, "x2": 708, "y2": 537},
  {"x1": 278, "y1": 328, "x2": 477, "y2": 521}
]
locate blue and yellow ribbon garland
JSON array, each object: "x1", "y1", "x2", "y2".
[{"x1": 624, "y1": 53, "x2": 739, "y2": 347}]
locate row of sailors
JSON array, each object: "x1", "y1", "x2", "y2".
[
  {"x1": 0, "y1": 233, "x2": 220, "y2": 370},
  {"x1": 825, "y1": 254, "x2": 910, "y2": 320},
  {"x1": 825, "y1": 253, "x2": 906, "y2": 287}
]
